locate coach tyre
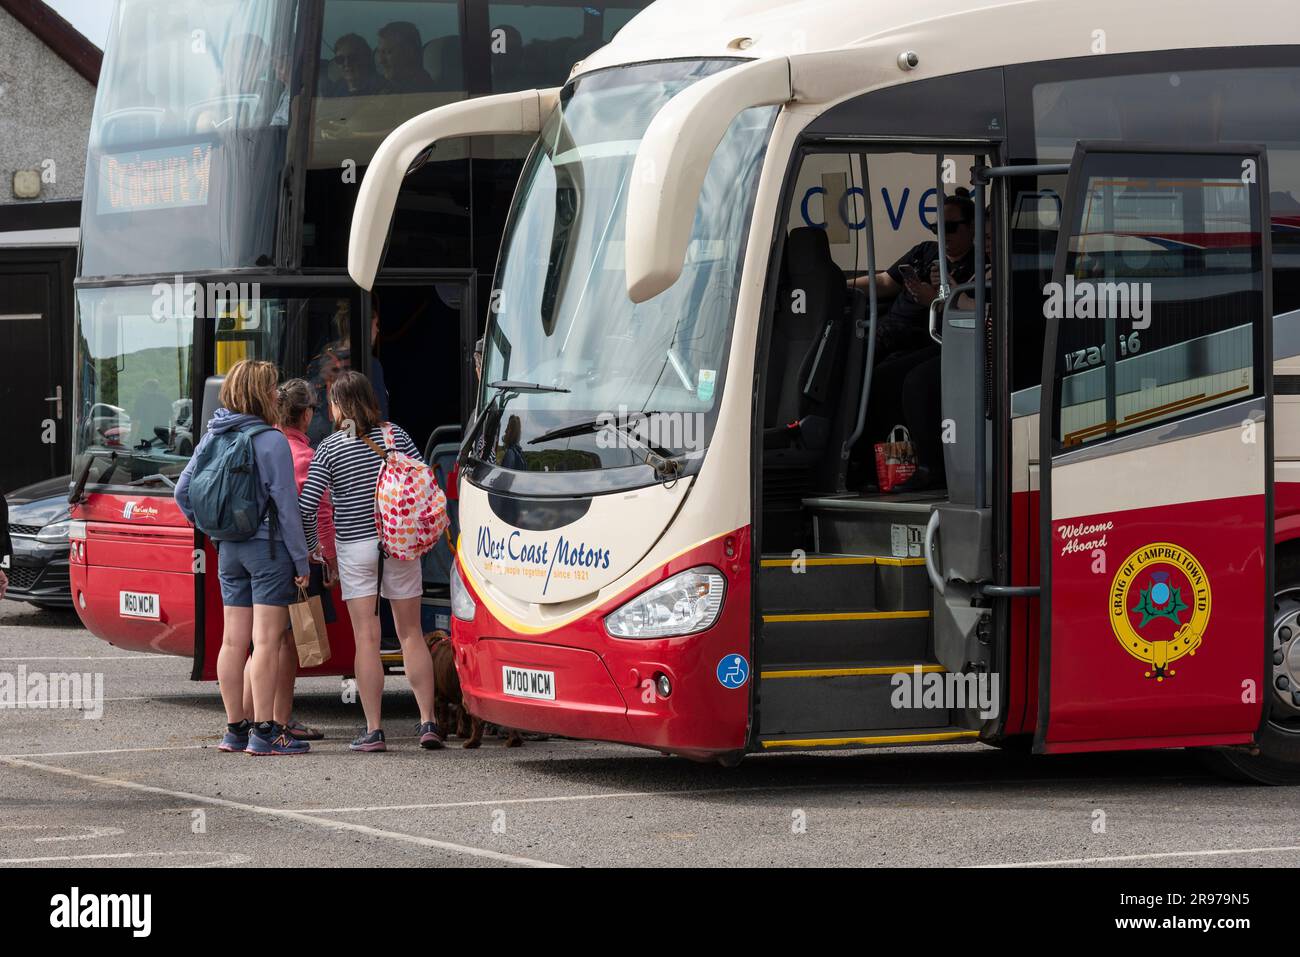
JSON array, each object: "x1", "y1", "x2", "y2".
[{"x1": 1201, "y1": 551, "x2": 1300, "y2": 784}]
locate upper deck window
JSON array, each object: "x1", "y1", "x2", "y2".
[
  {"x1": 302, "y1": 0, "x2": 469, "y2": 269},
  {"x1": 308, "y1": 0, "x2": 466, "y2": 174},
  {"x1": 81, "y1": 0, "x2": 300, "y2": 278}
]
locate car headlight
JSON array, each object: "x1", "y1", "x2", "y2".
[
  {"x1": 605, "y1": 566, "x2": 726, "y2": 639},
  {"x1": 36, "y1": 521, "x2": 72, "y2": 544},
  {"x1": 450, "y1": 563, "x2": 477, "y2": 622}
]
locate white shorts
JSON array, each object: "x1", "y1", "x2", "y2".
[{"x1": 335, "y1": 538, "x2": 424, "y2": 602}]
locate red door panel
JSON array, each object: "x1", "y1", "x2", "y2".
[{"x1": 1038, "y1": 143, "x2": 1273, "y2": 753}]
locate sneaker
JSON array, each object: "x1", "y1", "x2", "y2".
[
  {"x1": 270, "y1": 726, "x2": 310, "y2": 755},
  {"x1": 248, "y1": 724, "x2": 311, "y2": 756},
  {"x1": 417, "y1": 721, "x2": 445, "y2": 750},
  {"x1": 219, "y1": 723, "x2": 250, "y2": 753},
  {"x1": 349, "y1": 729, "x2": 386, "y2": 752},
  {"x1": 285, "y1": 719, "x2": 324, "y2": 741},
  {"x1": 246, "y1": 723, "x2": 276, "y2": 756}
]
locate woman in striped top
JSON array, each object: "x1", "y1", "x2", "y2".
[{"x1": 299, "y1": 371, "x2": 441, "y2": 753}]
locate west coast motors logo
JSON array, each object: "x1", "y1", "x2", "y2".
[
  {"x1": 122, "y1": 501, "x2": 159, "y2": 520},
  {"x1": 1109, "y1": 542, "x2": 1211, "y2": 681}
]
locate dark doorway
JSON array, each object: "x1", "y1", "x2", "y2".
[
  {"x1": 369, "y1": 279, "x2": 473, "y2": 454},
  {"x1": 0, "y1": 249, "x2": 75, "y2": 494}
]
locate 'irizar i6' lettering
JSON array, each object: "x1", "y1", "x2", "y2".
[{"x1": 475, "y1": 526, "x2": 612, "y2": 594}]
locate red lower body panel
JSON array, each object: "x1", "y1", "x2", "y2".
[
  {"x1": 453, "y1": 529, "x2": 752, "y2": 759},
  {"x1": 1045, "y1": 494, "x2": 1265, "y2": 751}
]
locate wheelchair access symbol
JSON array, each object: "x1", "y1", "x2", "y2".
[{"x1": 716, "y1": 654, "x2": 749, "y2": 690}]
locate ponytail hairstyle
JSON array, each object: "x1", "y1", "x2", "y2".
[
  {"x1": 329, "y1": 370, "x2": 382, "y2": 435},
  {"x1": 275, "y1": 378, "x2": 314, "y2": 430}
]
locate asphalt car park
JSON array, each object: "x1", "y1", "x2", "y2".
[{"x1": 4, "y1": 599, "x2": 1300, "y2": 869}]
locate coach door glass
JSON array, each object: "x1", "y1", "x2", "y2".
[{"x1": 209, "y1": 290, "x2": 364, "y2": 449}]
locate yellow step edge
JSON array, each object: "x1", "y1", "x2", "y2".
[
  {"x1": 381, "y1": 653, "x2": 404, "y2": 664},
  {"x1": 761, "y1": 730, "x2": 981, "y2": 749},
  {"x1": 760, "y1": 556, "x2": 876, "y2": 568},
  {"x1": 874, "y1": 557, "x2": 927, "y2": 567},
  {"x1": 761, "y1": 664, "x2": 946, "y2": 680},
  {"x1": 762, "y1": 610, "x2": 930, "y2": 623}
]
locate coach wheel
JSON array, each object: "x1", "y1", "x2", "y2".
[{"x1": 1200, "y1": 553, "x2": 1300, "y2": 785}]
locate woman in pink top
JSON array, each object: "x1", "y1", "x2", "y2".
[{"x1": 241, "y1": 379, "x2": 337, "y2": 740}]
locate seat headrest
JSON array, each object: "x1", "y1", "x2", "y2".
[{"x1": 785, "y1": 227, "x2": 833, "y2": 274}]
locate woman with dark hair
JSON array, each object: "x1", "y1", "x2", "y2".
[{"x1": 298, "y1": 371, "x2": 440, "y2": 752}]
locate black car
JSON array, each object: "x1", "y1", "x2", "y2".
[{"x1": 4, "y1": 476, "x2": 72, "y2": 609}]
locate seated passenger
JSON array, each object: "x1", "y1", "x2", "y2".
[
  {"x1": 489, "y1": 24, "x2": 527, "y2": 90},
  {"x1": 892, "y1": 207, "x2": 994, "y2": 492},
  {"x1": 331, "y1": 33, "x2": 382, "y2": 97},
  {"x1": 376, "y1": 21, "x2": 436, "y2": 94},
  {"x1": 858, "y1": 194, "x2": 978, "y2": 483},
  {"x1": 852, "y1": 192, "x2": 978, "y2": 360}
]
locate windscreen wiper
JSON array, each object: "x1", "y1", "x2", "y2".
[
  {"x1": 68, "y1": 450, "x2": 114, "y2": 505},
  {"x1": 459, "y1": 380, "x2": 571, "y2": 461},
  {"x1": 528, "y1": 413, "x2": 685, "y2": 482},
  {"x1": 126, "y1": 473, "x2": 177, "y2": 490}
]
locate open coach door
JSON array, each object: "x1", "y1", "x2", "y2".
[{"x1": 1037, "y1": 143, "x2": 1274, "y2": 758}]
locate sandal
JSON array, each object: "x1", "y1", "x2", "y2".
[{"x1": 285, "y1": 718, "x2": 324, "y2": 741}]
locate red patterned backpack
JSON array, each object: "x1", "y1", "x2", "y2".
[{"x1": 363, "y1": 423, "x2": 449, "y2": 563}]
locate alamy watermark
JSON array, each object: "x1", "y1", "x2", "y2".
[
  {"x1": 0, "y1": 667, "x2": 104, "y2": 720},
  {"x1": 890, "y1": 665, "x2": 999, "y2": 720},
  {"x1": 595, "y1": 406, "x2": 706, "y2": 453},
  {"x1": 1043, "y1": 276, "x2": 1153, "y2": 328},
  {"x1": 151, "y1": 275, "x2": 262, "y2": 321}
]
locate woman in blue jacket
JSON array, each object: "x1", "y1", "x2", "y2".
[{"x1": 175, "y1": 360, "x2": 312, "y2": 756}]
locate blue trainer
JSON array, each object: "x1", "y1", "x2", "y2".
[
  {"x1": 349, "y1": 729, "x2": 386, "y2": 752},
  {"x1": 247, "y1": 724, "x2": 311, "y2": 756},
  {"x1": 219, "y1": 723, "x2": 250, "y2": 753}
]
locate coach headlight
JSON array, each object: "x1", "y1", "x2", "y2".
[
  {"x1": 451, "y1": 564, "x2": 477, "y2": 622},
  {"x1": 605, "y1": 566, "x2": 726, "y2": 639}
]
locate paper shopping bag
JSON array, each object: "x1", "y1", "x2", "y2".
[{"x1": 289, "y1": 586, "x2": 331, "y2": 668}]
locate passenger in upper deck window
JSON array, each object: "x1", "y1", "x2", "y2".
[
  {"x1": 375, "y1": 21, "x2": 436, "y2": 94},
  {"x1": 330, "y1": 33, "x2": 383, "y2": 97}
]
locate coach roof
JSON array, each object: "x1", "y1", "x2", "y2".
[{"x1": 579, "y1": 0, "x2": 1300, "y2": 89}]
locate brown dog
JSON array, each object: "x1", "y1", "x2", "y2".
[{"x1": 427, "y1": 632, "x2": 522, "y2": 748}]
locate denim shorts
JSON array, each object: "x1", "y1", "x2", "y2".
[{"x1": 217, "y1": 539, "x2": 298, "y2": 608}]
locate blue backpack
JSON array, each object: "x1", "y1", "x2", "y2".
[{"x1": 187, "y1": 424, "x2": 277, "y2": 544}]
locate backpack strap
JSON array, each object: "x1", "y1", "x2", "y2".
[
  {"x1": 240, "y1": 423, "x2": 279, "y2": 558},
  {"x1": 356, "y1": 426, "x2": 391, "y2": 617},
  {"x1": 359, "y1": 431, "x2": 388, "y2": 461}
]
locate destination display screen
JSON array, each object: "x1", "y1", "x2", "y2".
[{"x1": 96, "y1": 142, "x2": 213, "y2": 216}]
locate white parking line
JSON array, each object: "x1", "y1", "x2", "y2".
[
  {"x1": 0, "y1": 745, "x2": 207, "y2": 759},
  {"x1": 0, "y1": 824, "x2": 125, "y2": 843},
  {"x1": 0, "y1": 851, "x2": 249, "y2": 867},
  {"x1": 978, "y1": 845, "x2": 1300, "y2": 867},
  {"x1": 0, "y1": 755, "x2": 564, "y2": 868},
  {"x1": 290, "y1": 782, "x2": 872, "y2": 814}
]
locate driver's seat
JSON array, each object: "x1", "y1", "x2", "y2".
[{"x1": 762, "y1": 227, "x2": 849, "y2": 468}]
